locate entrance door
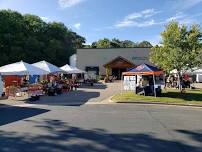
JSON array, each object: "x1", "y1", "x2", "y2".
[
  {"x1": 112, "y1": 68, "x2": 126, "y2": 80},
  {"x1": 104, "y1": 56, "x2": 136, "y2": 80}
]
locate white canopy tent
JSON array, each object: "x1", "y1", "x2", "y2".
[
  {"x1": 170, "y1": 67, "x2": 202, "y2": 74},
  {"x1": 0, "y1": 61, "x2": 48, "y2": 76},
  {"x1": 70, "y1": 66, "x2": 86, "y2": 74},
  {"x1": 192, "y1": 68, "x2": 202, "y2": 74},
  {"x1": 32, "y1": 60, "x2": 63, "y2": 73},
  {"x1": 170, "y1": 67, "x2": 202, "y2": 82},
  {"x1": 60, "y1": 64, "x2": 76, "y2": 74},
  {"x1": 60, "y1": 64, "x2": 85, "y2": 74},
  {"x1": 191, "y1": 68, "x2": 202, "y2": 83}
]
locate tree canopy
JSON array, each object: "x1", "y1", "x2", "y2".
[
  {"x1": 85, "y1": 38, "x2": 152, "y2": 48},
  {"x1": 139, "y1": 41, "x2": 153, "y2": 48},
  {"x1": 0, "y1": 9, "x2": 154, "y2": 67},
  {"x1": 0, "y1": 9, "x2": 85, "y2": 66},
  {"x1": 150, "y1": 21, "x2": 202, "y2": 74}
]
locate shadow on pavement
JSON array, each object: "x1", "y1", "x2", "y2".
[
  {"x1": 176, "y1": 130, "x2": 202, "y2": 143},
  {"x1": 26, "y1": 90, "x2": 100, "y2": 106},
  {"x1": 0, "y1": 119, "x2": 201, "y2": 152},
  {"x1": 0, "y1": 105, "x2": 49, "y2": 126}
]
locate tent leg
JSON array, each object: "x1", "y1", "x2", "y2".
[
  {"x1": 135, "y1": 75, "x2": 137, "y2": 94},
  {"x1": 153, "y1": 74, "x2": 156, "y2": 97},
  {"x1": 121, "y1": 75, "x2": 123, "y2": 95}
]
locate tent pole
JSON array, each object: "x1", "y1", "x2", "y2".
[
  {"x1": 163, "y1": 74, "x2": 166, "y2": 90},
  {"x1": 153, "y1": 74, "x2": 156, "y2": 97},
  {"x1": 121, "y1": 75, "x2": 123, "y2": 95},
  {"x1": 135, "y1": 75, "x2": 137, "y2": 94}
]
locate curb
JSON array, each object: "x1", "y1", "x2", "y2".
[
  {"x1": 86, "y1": 96, "x2": 116, "y2": 105},
  {"x1": 117, "y1": 101, "x2": 202, "y2": 108},
  {"x1": 110, "y1": 97, "x2": 202, "y2": 108}
]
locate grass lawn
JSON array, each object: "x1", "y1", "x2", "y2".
[{"x1": 112, "y1": 89, "x2": 202, "y2": 105}]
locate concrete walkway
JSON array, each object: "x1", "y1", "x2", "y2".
[{"x1": 33, "y1": 81, "x2": 121, "y2": 106}]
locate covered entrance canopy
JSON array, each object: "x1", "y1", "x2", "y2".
[{"x1": 103, "y1": 56, "x2": 135, "y2": 79}]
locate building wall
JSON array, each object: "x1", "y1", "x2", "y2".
[{"x1": 76, "y1": 48, "x2": 151, "y2": 76}]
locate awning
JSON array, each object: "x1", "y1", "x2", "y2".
[{"x1": 122, "y1": 63, "x2": 164, "y2": 76}]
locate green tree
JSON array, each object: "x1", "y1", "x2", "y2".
[
  {"x1": 150, "y1": 21, "x2": 202, "y2": 89},
  {"x1": 138, "y1": 41, "x2": 153, "y2": 47},
  {"x1": 0, "y1": 9, "x2": 85, "y2": 66},
  {"x1": 91, "y1": 42, "x2": 97, "y2": 48},
  {"x1": 68, "y1": 31, "x2": 86, "y2": 49},
  {"x1": 0, "y1": 10, "x2": 25, "y2": 64},
  {"x1": 89, "y1": 38, "x2": 147, "y2": 48},
  {"x1": 110, "y1": 38, "x2": 122, "y2": 48},
  {"x1": 96, "y1": 38, "x2": 111, "y2": 48},
  {"x1": 24, "y1": 14, "x2": 46, "y2": 37},
  {"x1": 122, "y1": 40, "x2": 138, "y2": 48}
]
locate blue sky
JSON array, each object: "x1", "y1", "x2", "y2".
[{"x1": 0, "y1": 0, "x2": 202, "y2": 45}]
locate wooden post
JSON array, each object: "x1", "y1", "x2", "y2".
[{"x1": 105, "y1": 66, "x2": 110, "y2": 81}]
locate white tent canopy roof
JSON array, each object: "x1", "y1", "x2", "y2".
[
  {"x1": 0, "y1": 61, "x2": 48, "y2": 75},
  {"x1": 170, "y1": 67, "x2": 202, "y2": 74},
  {"x1": 32, "y1": 60, "x2": 63, "y2": 73},
  {"x1": 70, "y1": 66, "x2": 86, "y2": 74},
  {"x1": 183, "y1": 67, "x2": 202, "y2": 74},
  {"x1": 60, "y1": 64, "x2": 85, "y2": 74},
  {"x1": 60, "y1": 64, "x2": 75, "y2": 73}
]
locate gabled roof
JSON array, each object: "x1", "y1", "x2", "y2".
[{"x1": 103, "y1": 56, "x2": 135, "y2": 68}]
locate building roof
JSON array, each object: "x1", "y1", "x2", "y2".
[
  {"x1": 77, "y1": 47, "x2": 152, "y2": 50},
  {"x1": 103, "y1": 56, "x2": 136, "y2": 68}
]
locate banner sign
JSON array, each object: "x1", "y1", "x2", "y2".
[{"x1": 123, "y1": 76, "x2": 136, "y2": 91}]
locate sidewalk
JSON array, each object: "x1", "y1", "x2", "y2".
[{"x1": 0, "y1": 95, "x2": 29, "y2": 107}]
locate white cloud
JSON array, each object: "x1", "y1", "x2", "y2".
[
  {"x1": 74, "y1": 23, "x2": 81, "y2": 30},
  {"x1": 116, "y1": 19, "x2": 159, "y2": 28},
  {"x1": 171, "y1": 0, "x2": 202, "y2": 10},
  {"x1": 115, "y1": 9, "x2": 162, "y2": 28},
  {"x1": 166, "y1": 12, "x2": 202, "y2": 25},
  {"x1": 125, "y1": 9, "x2": 160, "y2": 20},
  {"x1": 112, "y1": 9, "x2": 202, "y2": 30},
  {"x1": 166, "y1": 12, "x2": 185, "y2": 22},
  {"x1": 58, "y1": 0, "x2": 85, "y2": 8}
]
